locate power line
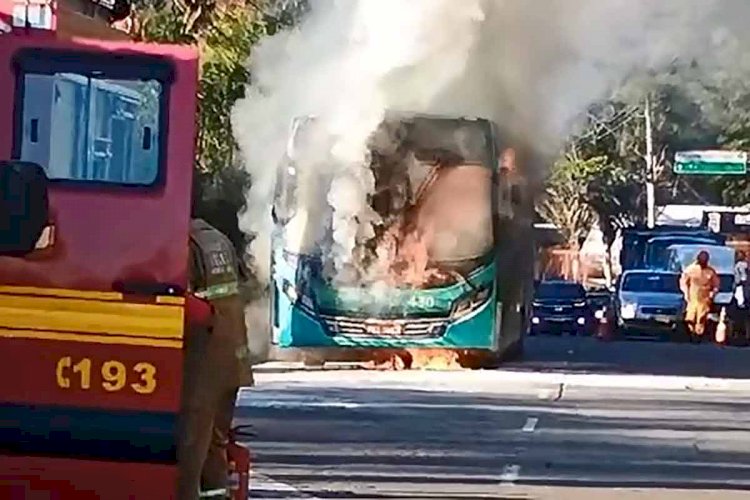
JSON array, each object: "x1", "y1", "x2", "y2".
[{"x1": 571, "y1": 105, "x2": 641, "y2": 146}]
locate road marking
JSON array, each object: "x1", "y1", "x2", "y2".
[
  {"x1": 522, "y1": 417, "x2": 538, "y2": 432},
  {"x1": 500, "y1": 464, "x2": 521, "y2": 484}
]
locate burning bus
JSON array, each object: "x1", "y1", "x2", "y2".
[{"x1": 269, "y1": 113, "x2": 533, "y2": 367}]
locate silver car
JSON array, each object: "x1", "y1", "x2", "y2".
[{"x1": 615, "y1": 270, "x2": 685, "y2": 340}]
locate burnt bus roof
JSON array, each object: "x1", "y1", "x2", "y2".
[
  {"x1": 289, "y1": 113, "x2": 498, "y2": 167},
  {"x1": 382, "y1": 111, "x2": 494, "y2": 124}
]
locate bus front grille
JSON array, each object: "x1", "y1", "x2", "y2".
[{"x1": 318, "y1": 315, "x2": 448, "y2": 339}]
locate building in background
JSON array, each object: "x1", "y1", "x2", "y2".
[
  {"x1": 656, "y1": 204, "x2": 750, "y2": 227},
  {"x1": 1, "y1": 0, "x2": 131, "y2": 39}
]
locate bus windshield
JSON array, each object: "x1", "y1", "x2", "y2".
[{"x1": 273, "y1": 116, "x2": 496, "y2": 288}]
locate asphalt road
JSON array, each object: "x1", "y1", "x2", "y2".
[
  {"x1": 509, "y1": 335, "x2": 750, "y2": 378},
  {"x1": 239, "y1": 337, "x2": 750, "y2": 499}
]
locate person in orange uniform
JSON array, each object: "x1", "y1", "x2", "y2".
[
  {"x1": 177, "y1": 218, "x2": 253, "y2": 500},
  {"x1": 679, "y1": 250, "x2": 720, "y2": 342}
]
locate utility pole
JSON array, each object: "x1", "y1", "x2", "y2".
[{"x1": 644, "y1": 96, "x2": 656, "y2": 228}]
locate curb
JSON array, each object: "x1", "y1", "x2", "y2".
[{"x1": 252, "y1": 363, "x2": 750, "y2": 392}]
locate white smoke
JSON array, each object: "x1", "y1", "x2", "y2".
[{"x1": 232, "y1": 0, "x2": 749, "y2": 285}]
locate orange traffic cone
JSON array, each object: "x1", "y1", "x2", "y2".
[
  {"x1": 595, "y1": 310, "x2": 612, "y2": 341},
  {"x1": 715, "y1": 307, "x2": 728, "y2": 344}
]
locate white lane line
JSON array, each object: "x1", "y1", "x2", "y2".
[
  {"x1": 522, "y1": 417, "x2": 538, "y2": 432},
  {"x1": 499, "y1": 464, "x2": 521, "y2": 485}
]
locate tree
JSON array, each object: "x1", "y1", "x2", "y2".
[
  {"x1": 130, "y1": 0, "x2": 266, "y2": 175},
  {"x1": 124, "y1": 0, "x2": 308, "y2": 262},
  {"x1": 566, "y1": 66, "x2": 737, "y2": 244},
  {"x1": 537, "y1": 154, "x2": 609, "y2": 248}
]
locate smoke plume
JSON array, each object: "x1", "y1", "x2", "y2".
[{"x1": 232, "y1": 0, "x2": 750, "y2": 286}]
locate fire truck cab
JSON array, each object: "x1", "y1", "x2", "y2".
[{"x1": 0, "y1": 1, "x2": 201, "y2": 498}]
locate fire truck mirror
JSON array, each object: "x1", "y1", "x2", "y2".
[{"x1": 0, "y1": 161, "x2": 49, "y2": 256}]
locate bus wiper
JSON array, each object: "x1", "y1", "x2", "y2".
[{"x1": 443, "y1": 269, "x2": 475, "y2": 292}]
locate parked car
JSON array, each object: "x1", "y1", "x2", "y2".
[
  {"x1": 614, "y1": 270, "x2": 685, "y2": 340},
  {"x1": 530, "y1": 280, "x2": 592, "y2": 335}
]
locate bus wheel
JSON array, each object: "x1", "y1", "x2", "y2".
[
  {"x1": 458, "y1": 350, "x2": 501, "y2": 369},
  {"x1": 302, "y1": 352, "x2": 326, "y2": 367}
]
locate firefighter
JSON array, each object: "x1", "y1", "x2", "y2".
[
  {"x1": 177, "y1": 217, "x2": 253, "y2": 500},
  {"x1": 679, "y1": 250, "x2": 720, "y2": 342}
]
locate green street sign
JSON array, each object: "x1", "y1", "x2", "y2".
[{"x1": 674, "y1": 150, "x2": 747, "y2": 175}]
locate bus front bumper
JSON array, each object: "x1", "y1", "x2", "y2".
[{"x1": 275, "y1": 300, "x2": 497, "y2": 350}]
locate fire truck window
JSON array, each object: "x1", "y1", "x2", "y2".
[{"x1": 18, "y1": 72, "x2": 162, "y2": 186}]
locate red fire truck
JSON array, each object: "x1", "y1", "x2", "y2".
[{"x1": 0, "y1": 2, "x2": 243, "y2": 498}]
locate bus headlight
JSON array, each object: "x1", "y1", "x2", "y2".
[
  {"x1": 452, "y1": 286, "x2": 491, "y2": 319},
  {"x1": 620, "y1": 302, "x2": 637, "y2": 320}
]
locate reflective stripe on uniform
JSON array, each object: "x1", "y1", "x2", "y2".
[
  {"x1": 194, "y1": 282, "x2": 239, "y2": 300},
  {"x1": 199, "y1": 488, "x2": 227, "y2": 498}
]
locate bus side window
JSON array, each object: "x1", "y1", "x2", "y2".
[{"x1": 17, "y1": 71, "x2": 163, "y2": 186}]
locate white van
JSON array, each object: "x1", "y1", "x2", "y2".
[{"x1": 665, "y1": 244, "x2": 736, "y2": 306}]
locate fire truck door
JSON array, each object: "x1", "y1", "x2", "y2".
[{"x1": 0, "y1": 36, "x2": 198, "y2": 499}]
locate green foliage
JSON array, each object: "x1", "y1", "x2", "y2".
[
  {"x1": 132, "y1": 1, "x2": 266, "y2": 176},
  {"x1": 128, "y1": 0, "x2": 307, "y2": 241},
  {"x1": 554, "y1": 59, "x2": 750, "y2": 245},
  {"x1": 537, "y1": 154, "x2": 609, "y2": 247},
  {"x1": 197, "y1": 9, "x2": 266, "y2": 175}
]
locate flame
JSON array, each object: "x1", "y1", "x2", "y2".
[
  {"x1": 500, "y1": 147, "x2": 517, "y2": 173},
  {"x1": 364, "y1": 350, "x2": 411, "y2": 370},
  {"x1": 362, "y1": 349, "x2": 464, "y2": 370},
  {"x1": 409, "y1": 349, "x2": 463, "y2": 370}
]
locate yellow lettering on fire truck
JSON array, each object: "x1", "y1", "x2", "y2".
[
  {"x1": 55, "y1": 357, "x2": 157, "y2": 394},
  {"x1": 55, "y1": 356, "x2": 72, "y2": 389}
]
